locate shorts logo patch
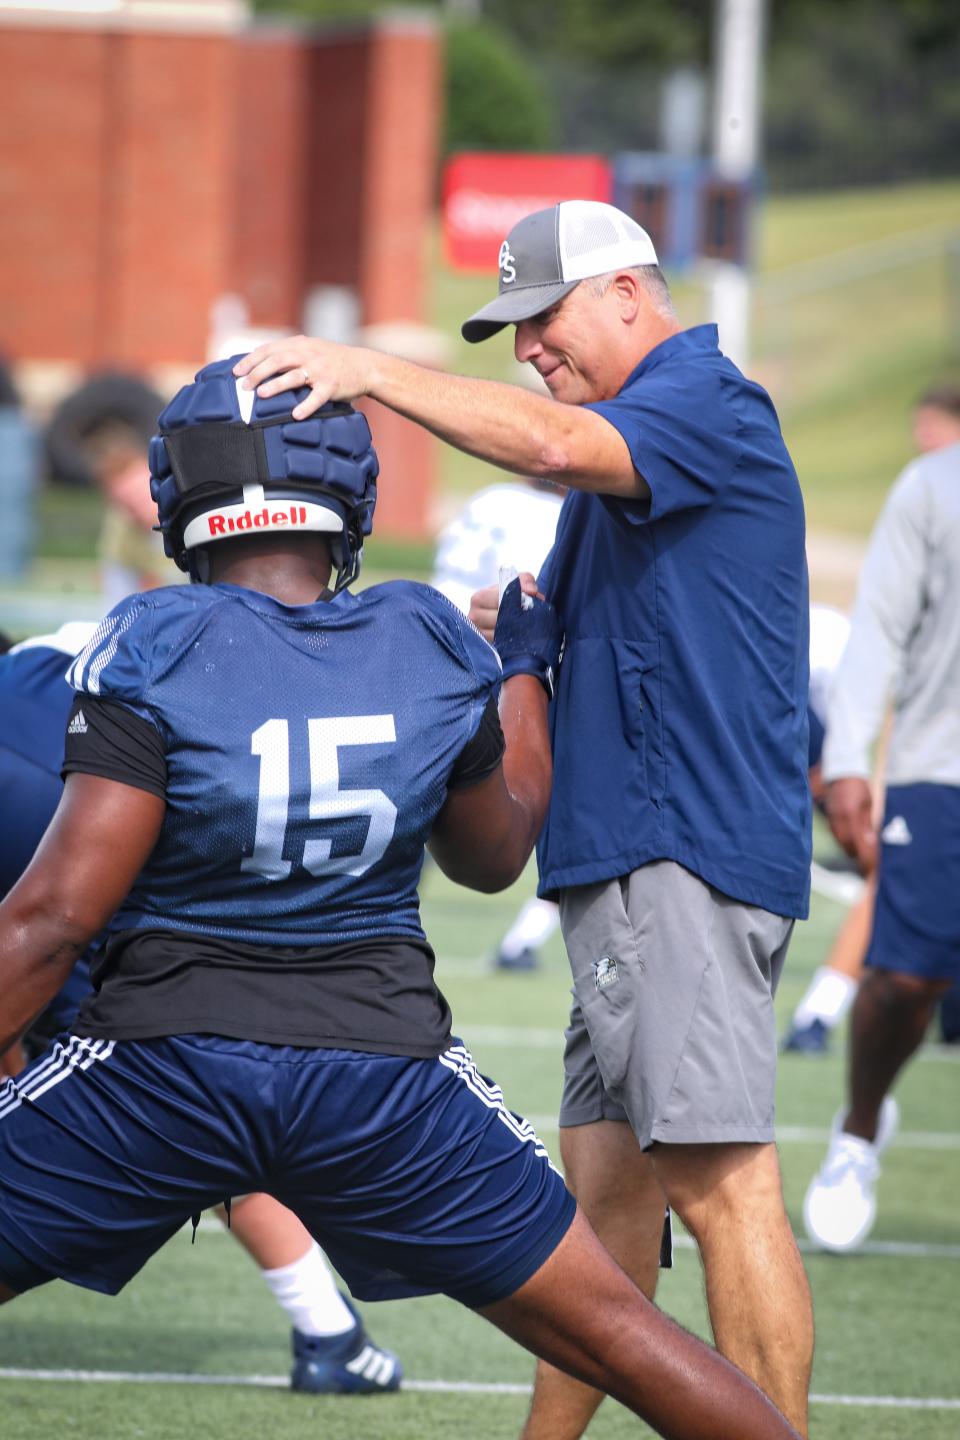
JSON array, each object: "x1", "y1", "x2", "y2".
[
  {"x1": 881, "y1": 815, "x2": 913, "y2": 845},
  {"x1": 594, "y1": 955, "x2": 619, "y2": 990}
]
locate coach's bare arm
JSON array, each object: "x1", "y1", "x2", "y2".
[
  {"x1": 237, "y1": 337, "x2": 640, "y2": 495},
  {"x1": 0, "y1": 775, "x2": 164, "y2": 1056}
]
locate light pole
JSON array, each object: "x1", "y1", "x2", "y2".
[{"x1": 708, "y1": 0, "x2": 765, "y2": 371}]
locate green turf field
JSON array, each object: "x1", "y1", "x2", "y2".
[{"x1": 2, "y1": 863, "x2": 958, "y2": 1439}]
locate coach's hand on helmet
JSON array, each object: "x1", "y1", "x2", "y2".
[
  {"x1": 235, "y1": 336, "x2": 375, "y2": 420},
  {"x1": 825, "y1": 776, "x2": 877, "y2": 874}
]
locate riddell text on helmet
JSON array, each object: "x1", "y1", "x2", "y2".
[{"x1": 207, "y1": 505, "x2": 308, "y2": 536}]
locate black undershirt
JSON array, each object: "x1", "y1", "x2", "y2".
[{"x1": 62, "y1": 692, "x2": 505, "y2": 1055}]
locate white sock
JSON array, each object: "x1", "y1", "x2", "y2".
[
  {"x1": 793, "y1": 967, "x2": 858, "y2": 1029},
  {"x1": 261, "y1": 1242, "x2": 355, "y2": 1337},
  {"x1": 499, "y1": 898, "x2": 560, "y2": 958}
]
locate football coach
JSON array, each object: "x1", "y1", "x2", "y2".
[{"x1": 235, "y1": 198, "x2": 814, "y2": 1439}]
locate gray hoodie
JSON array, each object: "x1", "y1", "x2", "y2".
[{"x1": 822, "y1": 441, "x2": 960, "y2": 787}]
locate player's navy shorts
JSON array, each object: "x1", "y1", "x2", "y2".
[
  {"x1": 868, "y1": 783, "x2": 960, "y2": 982},
  {"x1": 0, "y1": 1034, "x2": 574, "y2": 1308}
]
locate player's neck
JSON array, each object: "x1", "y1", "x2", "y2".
[{"x1": 207, "y1": 536, "x2": 335, "y2": 605}]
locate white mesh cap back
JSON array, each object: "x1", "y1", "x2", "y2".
[{"x1": 557, "y1": 201, "x2": 658, "y2": 281}]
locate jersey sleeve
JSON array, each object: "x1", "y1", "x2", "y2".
[
  {"x1": 62, "y1": 694, "x2": 168, "y2": 797},
  {"x1": 447, "y1": 693, "x2": 505, "y2": 789},
  {"x1": 411, "y1": 583, "x2": 503, "y2": 744},
  {"x1": 586, "y1": 368, "x2": 742, "y2": 524},
  {"x1": 64, "y1": 594, "x2": 159, "y2": 723}
]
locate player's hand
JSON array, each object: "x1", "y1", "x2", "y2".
[
  {"x1": 234, "y1": 336, "x2": 376, "y2": 420},
  {"x1": 469, "y1": 574, "x2": 540, "y2": 641},
  {"x1": 494, "y1": 577, "x2": 562, "y2": 699},
  {"x1": 825, "y1": 777, "x2": 877, "y2": 873}
]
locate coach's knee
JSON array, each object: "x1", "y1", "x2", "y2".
[{"x1": 653, "y1": 1142, "x2": 785, "y2": 1245}]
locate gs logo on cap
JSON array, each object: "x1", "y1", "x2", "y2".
[{"x1": 499, "y1": 241, "x2": 517, "y2": 285}]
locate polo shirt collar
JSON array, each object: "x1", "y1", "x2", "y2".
[{"x1": 621, "y1": 324, "x2": 720, "y2": 388}]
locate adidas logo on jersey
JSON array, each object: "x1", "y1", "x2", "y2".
[
  {"x1": 881, "y1": 815, "x2": 913, "y2": 846},
  {"x1": 67, "y1": 708, "x2": 88, "y2": 736}
]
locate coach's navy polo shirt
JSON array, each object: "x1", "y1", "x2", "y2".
[{"x1": 536, "y1": 324, "x2": 811, "y2": 919}]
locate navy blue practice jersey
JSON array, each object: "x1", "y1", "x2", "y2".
[
  {"x1": 0, "y1": 624, "x2": 98, "y2": 895},
  {"x1": 66, "y1": 582, "x2": 501, "y2": 946}
]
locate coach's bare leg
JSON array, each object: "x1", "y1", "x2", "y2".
[
  {"x1": 483, "y1": 1207, "x2": 801, "y2": 1440},
  {"x1": 0, "y1": 1282, "x2": 17, "y2": 1303},
  {"x1": 521, "y1": 1120, "x2": 667, "y2": 1440},
  {"x1": 653, "y1": 1142, "x2": 813, "y2": 1439}
]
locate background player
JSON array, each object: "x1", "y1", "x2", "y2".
[
  {"x1": 0, "y1": 360, "x2": 801, "y2": 1440},
  {"x1": 783, "y1": 382, "x2": 960, "y2": 1054},
  {"x1": 431, "y1": 475, "x2": 564, "y2": 970},
  {"x1": 781, "y1": 603, "x2": 869, "y2": 1053},
  {"x1": 804, "y1": 430, "x2": 960, "y2": 1251}
]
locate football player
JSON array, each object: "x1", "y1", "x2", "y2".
[
  {"x1": 0, "y1": 622, "x2": 401, "y2": 1393},
  {"x1": 0, "y1": 359, "x2": 799, "y2": 1440},
  {"x1": 430, "y1": 476, "x2": 565, "y2": 971}
]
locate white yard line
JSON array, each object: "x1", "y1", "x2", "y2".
[
  {"x1": 513, "y1": 1113, "x2": 960, "y2": 1151},
  {"x1": 0, "y1": 1368, "x2": 957, "y2": 1409},
  {"x1": 190, "y1": 1216, "x2": 960, "y2": 1258},
  {"x1": 774, "y1": 1125, "x2": 960, "y2": 1151},
  {"x1": 459, "y1": 1023, "x2": 960, "y2": 1065}
]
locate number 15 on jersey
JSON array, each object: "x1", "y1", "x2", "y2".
[{"x1": 241, "y1": 716, "x2": 398, "y2": 880}]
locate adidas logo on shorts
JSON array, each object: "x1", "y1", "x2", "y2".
[
  {"x1": 881, "y1": 815, "x2": 912, "y2": 845},
  {"x1": 68, "y1": 708, "x2": 88, "y2": 736}
]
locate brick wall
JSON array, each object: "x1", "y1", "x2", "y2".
[
  {"x1": 0, "y1": 28, "x2": 108, "y2": 361},
  {"x1": 233, "y1": 31, "x2": 307, "y2": 330},
  {"x1": 0, "y1": 11, "x2": 441, "y2": 537},
  {"x1": 107, "y1": 30, "x2": 235, "y2": 366}
]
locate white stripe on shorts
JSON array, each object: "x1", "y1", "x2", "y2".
[
  {"x1": 0, "y1": 1035, "x2": 115, "y2": 1120},
  {"x1": 438, "y1": 1044, "x2": 555, "y2": 1168}
]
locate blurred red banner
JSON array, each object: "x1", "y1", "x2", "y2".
[{"x1": 442, "y1": 153, "x2": 613, "y2": 271}]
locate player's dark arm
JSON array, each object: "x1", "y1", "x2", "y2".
[
  {"x1": 0, "y1": 774, "x2": 165, "y2": 1056},
  {"x1": 429, "y1": 673, "x2": 551, "y2": 893}
]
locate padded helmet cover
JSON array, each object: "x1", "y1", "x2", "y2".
[{"x1": 149, "y1": 356, "x2": 378, "y2": 590}]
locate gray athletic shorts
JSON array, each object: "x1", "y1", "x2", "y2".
[{"x1": 558, "y1": 860, "x2": 793, "y2": 1149}]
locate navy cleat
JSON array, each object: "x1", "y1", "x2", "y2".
[
  {"x1": 494, "y1": 945, "x2": 540, "y2": 972},
  {"x1": 291, "y1": 1299, "x2": 402, "y2": 1395},
  {"x1": 780, "y1": 1017, "x2": 830, "y2": 1054}
]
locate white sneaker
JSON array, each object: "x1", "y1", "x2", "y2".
[{"x1": 803, "y1": 1097, "x2": 899, "y2": 1253}]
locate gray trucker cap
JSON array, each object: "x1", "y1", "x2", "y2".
[{"x1": 461, "y1": 200, "x2": 659, "y2": 344}]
